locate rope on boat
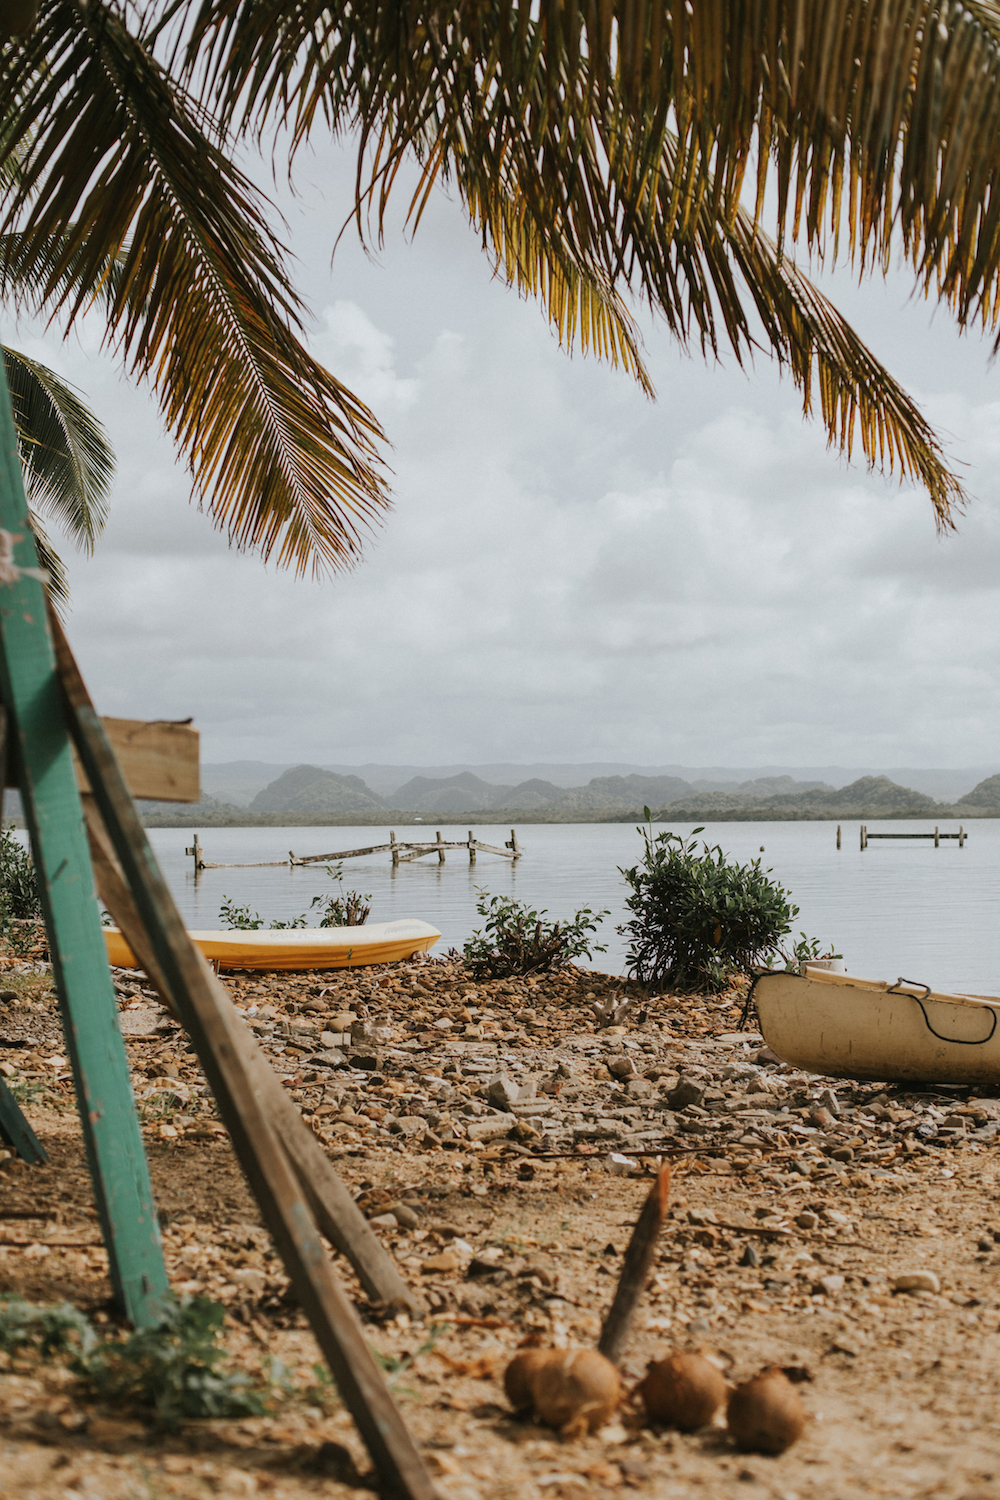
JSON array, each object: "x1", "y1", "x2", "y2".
[{"x1": 887, "y1": 977, "x2": 997, "y2": 1046}]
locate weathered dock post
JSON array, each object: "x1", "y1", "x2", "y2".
[
  {"x1": 185, "y1": 832, "x2": 203, "y2": 874},
  {"x1": 934, "y1": 825, "x2": 940, "y2": 848},
  {"x1": 860, "y1": 825, "x2": 867, "y2": 851},
  {"x1": 389, "y1": 830, "x2": 399, "y2": 866},
  {"x1": 507, "y1": 828, "x2": 521, "y2": 860},
  {"x1": 959, "y1": 825, "x2": 966, "y2": 848},
  {"x1": 435, "y1": 830, "x2": 446, "y2": 864},
  {"x1": 836, "y1": 824, "x2": 841, "y2": 850},
  {"x1": 467, "y1": 830, "x2": 476, "y2": 865}
]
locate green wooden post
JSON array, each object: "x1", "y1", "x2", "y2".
[{"x1": 0, "y1": 358, "x2": 167, "y2": 1325}]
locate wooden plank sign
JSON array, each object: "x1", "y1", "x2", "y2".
[
  {"x1": 74, "y1": 717, "x2": 199, "y2": 803},
  {"x1": 5, "y1": 716, "x2": 200, "y2": 803}
]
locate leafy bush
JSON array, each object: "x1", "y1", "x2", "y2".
[
  {"x1": 618, "y1": 818, "x2": 798, "y2": 992},
  {"x1": 463, "y1": 889, "x2": 608, "y2": 979},
  {"x1": 219, "y1": 863, "x2": 370, "y2": 931},
  {"x1": 0, "y1": 823, "x2": 41, "y2": 923}
]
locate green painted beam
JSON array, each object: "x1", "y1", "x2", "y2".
[{"x1": 0, "y1": 358, "x2": 167, "y2": 1325}]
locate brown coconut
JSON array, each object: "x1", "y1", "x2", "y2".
[
  {"x1": 528, "y1": 1348, "x2": 621, "y2": 1437},
  {"x1": 639, "y1": 1351, "x2": 727, "y2": 1430},
  {"x1": 504, "y1": 1348, "x2": 557, "y2": 1411},
  {"x1": 727, "y1": 1367, "x2": 805, "y2": 1455}
]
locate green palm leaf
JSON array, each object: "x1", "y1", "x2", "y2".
[
  {"x1": 0, "y1": 0, "x2": 390, "y2": 576},
  {"x1": 3, "y1": 345, "x2": 113, "y2": 551}
]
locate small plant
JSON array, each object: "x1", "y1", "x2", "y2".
[
  {"x1": 789, "y1": 933, "x2": 842, "y2": 967},
  {"x1": 0, "y1": 823, "x2": 41, "y2": 924},
  {"x1": 463, "y1": 889, "x2": 608, "y2": 979},
  {"x1": 218, "y1": 863, "x2": 371, "y2": 931},
  {"x1": 0, "y1": 1296, "x2": 96, "y2": 1361},
  {"x1": 79, "y1": 1295, "x2": 266, "y2": 1424},
  {"x1": 219, "y1": 895, "x2": 264, "y2": 930},
  {"x1": 618, "y1": 813, "x2": 798, "y2": 992}
]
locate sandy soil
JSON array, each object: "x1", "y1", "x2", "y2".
[{"x1": 1, "y1": 952, "x2": 999, "y2": 1500}]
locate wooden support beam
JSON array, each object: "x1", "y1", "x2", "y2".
[
  {"x1": 55, "y1": 628, "x2": 437, "y2": 1500},
  {"x1": 0, "y1": 1076, "x2": 47, "y2": 1164},
  {"x1": 81, "y1": 796, "x2": 423, "y2": 1318},
  {"x1": 0, "y1": 362, "x2": 168, "y2": 1328}
]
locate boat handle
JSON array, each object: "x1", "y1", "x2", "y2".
[{"x1": 888, "y1": 977, "x2": 998, "y2": 1046}]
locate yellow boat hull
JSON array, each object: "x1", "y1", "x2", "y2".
[{"x1": 103, "y1": 919, "x2": 440, "y2": 972}]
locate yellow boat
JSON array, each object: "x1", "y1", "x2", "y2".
[{"x1": 103, "y1": 919, "x2": 440, "y2": 973}]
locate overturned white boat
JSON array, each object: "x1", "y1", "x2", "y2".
[{"x1": 753, "y1": 967, "x2": 1000, "y2": 1085}]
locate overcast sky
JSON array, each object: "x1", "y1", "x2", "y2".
[{"x1": 11, "y1": 134, "x2": 1000, "y2": 773}]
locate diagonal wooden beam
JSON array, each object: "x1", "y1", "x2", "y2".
[
  {"x1": 56, "y1": 625, "x2": 437, "y2": 1500},
  {"x1": 82, "y1": 793, "x2": 423, "y2": 1315}
]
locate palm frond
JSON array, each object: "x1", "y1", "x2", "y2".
[
  {"x1": 25, "y1": 507, "x2": 70, "y2": 613},
  {"x1": 0, "y1": 0, "x2": 390, "y2": 575},
  {"x1": 193, "y1": 1, "x2": 963, "y2": 517},
  {"x1": 186, "y1": 0, "x2": 1000, "y2": 338},
  {"x1": 3, "y1": 344, "x2": 113, "y2": 551}
]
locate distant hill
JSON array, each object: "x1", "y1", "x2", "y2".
[
  {"x1": 958, "y1": 774, "x2": 1000, "y2": 809},
  {"x1": 392, "y1": 772, "x2": 511, "y2": 813},
  {"x1": 250, "y1": 765, "x2": 385, "y2": 815},
  {"x1": 660, "y1": 775, "x2": 940, "y2": 820}
]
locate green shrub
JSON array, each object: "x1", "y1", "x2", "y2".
[
  {"x1": 0, "y1": 823, "x2": 41, "y2": 923},
  {"x1": 463, "y1": 889, "x2": 608, "y2": 979},
  {"x1": 219, "y1": 863, "x2": 370, "y2": 931},
  {"x1": 618, "y1": 818, "x2": 798, "y2": 992},
  {"x1": 0, "y1": 1293, "x2": 266, "y2": 1425}
]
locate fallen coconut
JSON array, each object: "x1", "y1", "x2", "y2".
[
  {"x1": 504, "y1": 1347, "x2": 554, "y2": 1411},
  {"x1": 639, "y1": 1351, "x2": 727, "y2": 1430},
  {"x1": 727, "y1": 1367, "x2": 805, "y2": 1455},
  {"x1": 504, "y1": 1347, "x2": 621, "y2": 1437}
]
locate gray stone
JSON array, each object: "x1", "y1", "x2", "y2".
[
  {"x1": 626, "y1": 1078, "x2": 652, "y2": 1098},
  {"x1": 816, "y1": 1274, "x2": 845, "y2": 1296},
  {"x1": 608, "y1": 1055, "x2": 636, "y2": 1079},
  {"x1": 466, "y1": 1111, "x2": 516, "y2": 1142},
  {"x1": 894, "y1": 1270, "x2": 940, "y2": 1294},
  {"x1": 667, "y1": 1078, "x2": 706, "y2": 1110},
  {"x1": 487, "y1": 1073, "x2": 519, "y2": 1110}
]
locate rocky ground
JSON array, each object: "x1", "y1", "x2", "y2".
[{"x1": 1, "y1": 950, "x2": 1000, "y2": 1500}]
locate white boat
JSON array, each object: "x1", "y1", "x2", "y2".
[
  {"x1": 104, "y1": 919, "x2": 440, "y2": 973},
  {"x1": 753, "y1": 967, "x2": 1000, "y2": 1084}
]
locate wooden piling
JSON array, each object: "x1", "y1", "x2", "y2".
[
  {"x1": 184, "y1": 832, "x2": 203, "y2": 873},
  {"x1": 435, "y1": 830, "x2": 445, "y2": 864},
  {"x1": 934, "y1": 825, "x2": 940, "y2": 848},
  {"x1": 836, "y1": 824, "x2": 841, "y2": 849},
  {"x1": 468, "y1": 830, "x2": 476, "y2": 864},
  {"x1": 390, "y1": 830, "x2": 399, "y2": 866}
]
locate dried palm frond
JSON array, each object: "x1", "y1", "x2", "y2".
[
  {"x1": 187, "y1": 0, "x2": 1000, "y2": 330},
  {"x1": 183, "y1": 0, "x2": 989, "y2": 522}
]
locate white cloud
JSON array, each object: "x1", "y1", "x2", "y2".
[{"x1": 11, "y1": 138, "x2": 1000, "y2": 772}]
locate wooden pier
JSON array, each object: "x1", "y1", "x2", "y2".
[
  {"x1": 853, "y1": 824, "x2": 966, "y2": 851},
  {"x1": 186, "y1": 829, "x2": 521, "y2": 874}
]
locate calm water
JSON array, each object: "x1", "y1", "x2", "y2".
[{"x1": 128, "y1": 819, "x2": 1000, "y2": 993}]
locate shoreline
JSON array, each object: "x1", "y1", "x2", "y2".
[{"x1": 135, "y1": 807, "x2": 999, "y2": 828}]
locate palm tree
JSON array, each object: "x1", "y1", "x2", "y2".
[
  {"x1": 4, "y1": 345, "x2": 114, "y2": 607},
  {"x1": 5, "y1": 2, "x2": 998, "y2": 570}
]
